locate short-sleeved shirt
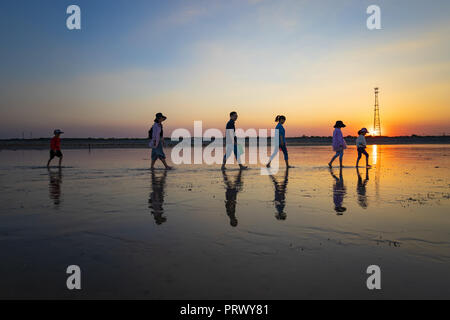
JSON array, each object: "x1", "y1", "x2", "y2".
[
  {"x1": 356, "y1": 135, "x2": 367, "y2": 148},
  {"x1": 226, "y1": 119, "x2": 236, "y2": 131},
  {"x1": 226, "y1": 119, "x2": 237, "y2": 142},
  {"x1": 50, "y1": 136, "x2": 61, "y2": 151},
  {"x1": 276, "y1": 123, "x2": 286, "y2": 145}
]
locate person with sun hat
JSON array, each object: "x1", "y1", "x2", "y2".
[
  {"x1": 149, "y1": 113, "x2": 172, "y2": 170},
  {"x1": 328, "y1": 121, "x2": 347, "y2": 168}
]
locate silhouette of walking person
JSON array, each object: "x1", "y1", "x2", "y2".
[
  {"x1": 149, "y1": 169, "x2": 168, "y2": 225},
  {"x1": 356, "y1": 167, "x2": 369, "y2": 209},
  {"x1": 222, "y1": 168, "x2": 244, "y2": 227},
  {"x1": 47, "y1": 129, "x2": 64, "y2": 168},
  {"x1": 149, "y1": 113, "x2": 172, "y2": 170},
  {"x1": 328, "y1": 121, "x2": 347, "y2": 168},
  {"x1": 329, "y1": 167, "x2": 347, "y2": 215},
  {"x1": 222, "y1": 111, "x2": 248, "y2": 170},
  {"x1": 269, "y1": 168, "x2": 289, "y2": 220},
  {"x1": 266, "y1": 115, "x2": 292, "y2": 169}
]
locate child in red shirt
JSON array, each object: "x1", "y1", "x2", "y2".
[{"x1": 47, "y1": 129, "x2": 64, "y2": 168}]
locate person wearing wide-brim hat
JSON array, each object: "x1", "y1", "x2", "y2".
[
  {"x1": 149, "y1": 113, "x2": 172, "y2": 170},
  {"x1": 328, "y1": 121, "x2": 347, "y2": 168},
  {"x1": 334, "y1": 120, "x2": 346, "y2": 129}
]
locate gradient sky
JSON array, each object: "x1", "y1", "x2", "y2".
[{"x1": 0, "y1": 0, "x2": 449, "y2": 138}]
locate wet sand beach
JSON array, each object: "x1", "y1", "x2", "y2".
[{"x1": 0, "y1": 145, "x2": 449, "y2": 299}]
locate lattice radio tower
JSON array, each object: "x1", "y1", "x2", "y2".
[{"x1": 373, "y1": 87, "x2": 381, "y2": 136}]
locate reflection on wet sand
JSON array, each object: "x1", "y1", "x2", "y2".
[
  {"x1": 222, "y1": 169, "x2": 244, "y2": 227},
  {"x1": 330, "y1": 168, "x2": 346, "y2": 215},
  {"x1": 48, "y1": 168, "x2": 62, "y2": 207},
  {"x1": 356, "y1": 167, "x2": 369, "y2": 209},
  {"x1": 149, "y1": 170, "x2": 168, "y2": 225},
  {"x1": 269, "y1": 168, "x2": 289, "y2": 220},
  {"x1": 373, "y1": 145, "x2": 381, "y2": 202},
  {"x1": 1, "y1": 146, "x2": 450, "y2": 299}
]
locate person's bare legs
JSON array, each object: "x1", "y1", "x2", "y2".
[
  {"x1": 365, "y1": 154, "x2": 371, "y2": 167},
  {"x1": 222, "y1": 145, "x2": 247, "y2": 170},
  {"x1": 329, "y1": 153, "x2": 338, "y2": 168},
  {"x1": 47, "y1": 158, "x2": 52, "y2": 168},
  {"x1": 161, "y1": 158, "x2": 172, "y2": 170},
  {"x1": 222, "y1": 149, "x2": 229, "y2": 170},
  {"x1": 267, "y1": 158, "x2": 291, "y2": 168},
  {"x1": 151, "y1": 159, "x2": 157, "y2": 169},
  {"x1": 286, "y1": 159, "x2": 293, "y2": 168},
  {"x1": 329, "y1": 150, "x2": 343, "y2": 168},
  {"x1": 58, "y1": 155, "x2": 63, "y2": 168},
  {"x1": 267, "y1": 147, "x2": 279, "y2": 168}
]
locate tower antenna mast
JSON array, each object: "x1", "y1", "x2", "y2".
[{"x1": 373, "y1": 87, "x2": 381, "y2": 136}]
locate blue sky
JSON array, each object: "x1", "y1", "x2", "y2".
[{"x1": 0, "y1": 0, "x2": 449, "y2": 138}]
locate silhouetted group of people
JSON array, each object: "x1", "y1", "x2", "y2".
[
  {"x1": 328, "y1": 121, "x2": 371, "y2": 168},
  {"x1": 47, "y1": 112, "x2": 372, "y2": 170},
  {"x1": 45, "y1": 111, "x2": 375, "y2": 223}
]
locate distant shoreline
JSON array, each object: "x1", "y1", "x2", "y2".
[{"x1": 1, "y1": 136, "x2": 449, "y2": 150}]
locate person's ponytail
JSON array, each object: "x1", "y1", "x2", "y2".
[{"x1": 275, "y1": 115, "x2": 286, "y2": 122}]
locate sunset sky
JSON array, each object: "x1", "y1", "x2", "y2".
[{"x1": 0, "y1": 0, "x2": 449, "y2": 138}]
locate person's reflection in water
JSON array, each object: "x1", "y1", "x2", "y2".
[
  {"x1": 270, "y1": 168, "x2": 289, "y2": 220},
  {"x1": 48, "y1": 168, "x2": 62, "y2": 207},
  {"x1": 222, "y1": 168, "x2": 244, "y2": 227},
  {"x1": 356, "y1": 167, "x2": 369, "y2": 209},
  {"x1": 329, "y1": 167, "x2": 347, "y2": 215},
  {"x1": 149, "y1": 170, "x2": 168, "y2": 225}
]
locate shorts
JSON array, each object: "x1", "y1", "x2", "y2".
[
  {"x1": 151, "y1": 142, "x2": 166, "y2": 161},
  {"x1": 50, "y1": 150, "x2": 63, "y2": 159},
  {"x1": 357, "y1": 147, "x2": 369, "y2": 158}
]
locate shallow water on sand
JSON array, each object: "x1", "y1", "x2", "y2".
[{"x1": 0, "y1": 145, "x2": 449, "y2": 299}]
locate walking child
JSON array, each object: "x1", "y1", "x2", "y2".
[
  {"x1": 356, "y1": 128, "x2": 371, "y2": 168},
  {"x1": 149, "y1": 113, "x2": 172, "y2": 170},
  {"x1": 328, "y1": 121, "x2": 347, "y2": 168},
  {"x1": 47, "y1": 129, "x2": 64, "y2": 168},
  {"x1": 266, "y1": 115, "x2": 292, "y2": 168}
]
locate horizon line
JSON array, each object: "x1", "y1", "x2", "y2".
[{"x1": 1, "y1": 134, "x2": 449, "y2": 140}]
